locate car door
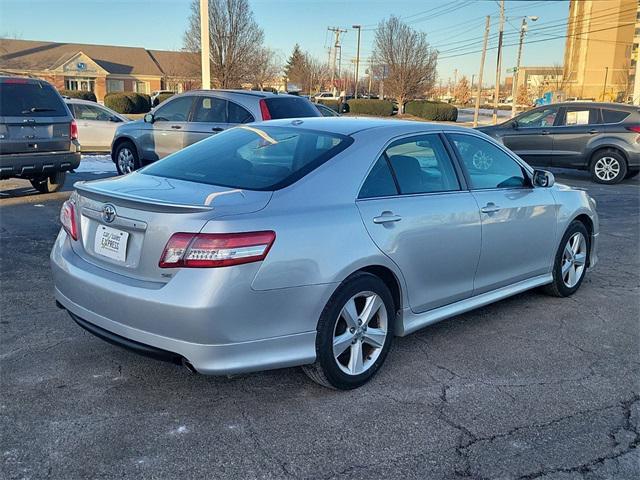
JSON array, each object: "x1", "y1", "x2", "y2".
[
  {"x1": 182, "y1": 95, "x2": 229, "y2": 148},
  {"x1": 356, "y1": 134, "x2": 482, "y2": 313},
  {"x1": 145, "y1": 95, "x2": 194, "y2": 160},
  {"x1": 500, "y1": 106, "x2": 560, "y2": 167},
  {"x1": 72, "y1": 103, "x2": 122, "y2": 151},
  {"x1": 447, "y1": 132, "x2": 557, "y2": 295},
  {"x1": 549, "y1": 106, "x2": 600, "y2": 168}
]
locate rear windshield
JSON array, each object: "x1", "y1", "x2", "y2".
[
  {"x1": 141, "y1": 125, "x2": 353, "y2": 190},
  {"x1": 264, "y1": 97, "x2": 320, "y2": 119},
  {"x1": 0, "y1": 81, "x2": 68, "y2": 117}
]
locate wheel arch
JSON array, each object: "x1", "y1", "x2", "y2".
[
  {"x1": 588, "y1": 144, "x2": 629, "y2": 169},
  {"x1": 111, "y1": 136, "x2": 140, "y2": 162},
  {"x1": 569, "y1": 213, "x2": 594, "y2": 267}
]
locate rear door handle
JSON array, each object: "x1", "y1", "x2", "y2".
[
  {"x1": 541, "y1": 130, "x2": 550, "y2": 135},
  {"x1": 373, "y1": 212, "x2": 402, "y2": 224},
  {"x1": 480, "y1": 203, "x2": 501, "y2": 214},
  {"x1": 588, "y1": 129, "x2": 598, "y2": 134},
  {"x1": 171, "y1": 125, "x2": 182, "y2": 130},
  {"x1": 212, "y1": 127, "x2": 224, "y2": 132}
]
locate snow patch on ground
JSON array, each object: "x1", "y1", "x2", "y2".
[{"x1": 76, "y1": 154, "x2": 117, "y2": 174}]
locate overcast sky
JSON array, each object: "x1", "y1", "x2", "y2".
[{"x1": 0, "y1": 0, "x2": 570, "y2": 85}]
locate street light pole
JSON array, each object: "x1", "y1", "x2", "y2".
[
  {"x1": 473, "y1": 16, "x2": 491, "y2": 128},
  {"x1": 492, "y1": 0, "x2": 505, "y2": 125},
  {"x1": 353, "y1": 25, "x2": 361, "y2": 99},
  {"x1": 199, "y1": 0, "x2": 210, "y2": 89},
  {"x1": 510, "y1": 16, "x2": 537, "y2": 118}
]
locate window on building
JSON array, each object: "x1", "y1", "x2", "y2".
[
  {"x1": 65, "y1": 77, "x2": 95, "y2": 92},
  {"x1": 134, "y1": 81, "x2": 149, "y2": 94},
  {"x1": 107, "y1": 79, "x2": 124, "y2": 92}
]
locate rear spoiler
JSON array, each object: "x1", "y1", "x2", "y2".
[{"x1": 74, "y1": 181, "x2": 214, "y2": 213}]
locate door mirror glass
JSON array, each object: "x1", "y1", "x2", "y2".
[
  {"x1": 144, "y1": 113, "x2": 155, "y2": 123},
  {"x1": 110, "y1": 115, "x2": 122, "y2": 122},
  {"x1": 511, "y1": 120, "x2": 519, "y2": 130},
  {"x1": 533, "y1": 169, "x2": 555, "y2": 188}
]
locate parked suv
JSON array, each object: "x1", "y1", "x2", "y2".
[
  {"x1": 477, "y1": 102, "x2": 640, "y2": 184},
  {"x1": 111, "y1": 89, "x2": 322, "y2": 175},
  {"x1": 0, "y1": 76, "x2": 80, "y2": 193}
]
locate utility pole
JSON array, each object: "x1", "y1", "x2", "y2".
[
  {"x1": 473, "y1": 15, "x2": 491, "y2": 127},
  {"x1": 510, "y1": 18, "x2": 527, "y2": 118},
  {"x1": 199, "y1": 0, "x2": 210, "y2": 89},
  {"x1": 353, "y1": 25, "x2": 361, "y2": 98},
  {"x1": 328, "y1": 27, "x2": 347, "y2": 96},
  {"x1": 368, "y1": 58, "x2": 373, "y2": 97},
  {"x1": 602, "y1": 66, "x2": 609, "y2": 101},
  {"x1": 492, "y1": 0, "x2": 505, "y2": 124}
]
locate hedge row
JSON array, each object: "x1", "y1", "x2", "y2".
[
  {"x1": 104, "y1": 92, "x2": 151, "y2": 114},
  {"x1": 405, "y1": 101, "x2": 458, "y2": 121},
  {"x1": 154, "y1": 92, "x2": 175, "y2": 106},
  {"x1": 346, "y1": 99, "x2": 394, "y2": 116},
  {"x1": 57, "y1": 89, "x2": 97, "y2": 102}
]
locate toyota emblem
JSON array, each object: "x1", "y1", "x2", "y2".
[{"x1": 102, "y1": 204, "x2": 117, "y2": 223}]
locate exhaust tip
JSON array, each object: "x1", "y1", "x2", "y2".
[{"x1": 182, "y1": 358, "x2": 198, "y2": 375}]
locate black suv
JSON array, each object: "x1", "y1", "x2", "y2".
[
  {"x1": 477, "y1": 102, "x2": 640, "y2": 184},
  {"x1": 0, "y1": 77, "x2": 81, "y2": 193}
]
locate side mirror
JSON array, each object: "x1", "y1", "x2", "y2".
[
  {"x1": 143, "y1": 113, "x2": 155, "y2": 123},
  {"x1": 109, "y1": 115, "x2": 122, "y2": 123},
  {"x1": 511, "y1": 120, "x2": 519, "y2": 130},
  {"x1": 533, "y1": 169, "x2": 555, "y2": 188}
]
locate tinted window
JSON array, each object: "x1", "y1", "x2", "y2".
[
  {"x1": 73, "y1": 103, "x2": 111, "y2": 121},
  {"x1": 602, "y1": 109, "x2": 630, "y2": 123},
  {"x1": 193, "y1": 96, "x2": 226, "y2": 123},
  {"x1": 563, "y1": 107, "x2": 598, "y2": 126},
  {"x1": 449, "y1": 133, "x2": 527, "y2": 189},
  {"x1": 227, "y1": 101, "x2": 254, "y2": 123},
  {"x1": 264, "y1": 97, "x2": 320, "y2": 119},
  {"x1": 0, "y1": 81, "x2": 67, "y2": 117},
  {"x1": 359, "y1": 157, "x2": 398, "y2": 199},
  {"x1": 386, "y1": 135, "x2": 460, "y2": 194},
  {"x1": 154, "y1": 96, "x2": 194, "y2": 122},
  {"x1": 142, "y1": 125, "x2": 352, "y2": 190},
  {"x1": 516, "y1": 107, "x2": 559, "y2": 128}
]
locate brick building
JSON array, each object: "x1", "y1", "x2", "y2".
[{"x1": 0, "y1": 38, "x2": 201, "y2": 101}]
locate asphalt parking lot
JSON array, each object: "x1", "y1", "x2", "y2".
[{"x1": 1, "y1": 164, "x2": 639, "y2": 480}]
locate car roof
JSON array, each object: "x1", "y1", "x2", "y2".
[
  {"x1": 64, "y1": 98, "x2": 100, "y2": 105},
  {"x1": 251, "y1": 117, "x2": 472, "y2": 136},
  {"x1": 547, "y1": 102, "x2": 639, "y2": 111}
]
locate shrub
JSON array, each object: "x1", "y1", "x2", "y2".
[
  {"x1": 57, "y1": 89, "x2": 97, "y2": 102},
  {"x1": 104, "y1": 93, "x2": 136, "y2": 114},
  {"x1": 104, "y1": 92, "x2": 151, "y2": 114},
  {"x1": 155, "y1": 92, "x2": 175, "y2": 106},
  {"x1": 346, "y1": 99, "x2": 394, "y2": 116},
  {"x1": 405, "y1": 101, "x2": 458, "y2": 121}
]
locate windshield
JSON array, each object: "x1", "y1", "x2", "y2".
[{"x1": 141, "y1": 125, "x2": 353, "y2": 190}]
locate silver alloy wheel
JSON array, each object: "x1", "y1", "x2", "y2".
[
  {"x1": 117, "y1": 147, "x2": 135, "y2": 174},
  {"x1": 332, "y1": 291, "x2": 388, "y2": 376},
  {"x1": 561, "y1": 232, "x2": 587, "y2": 288},
  {"x1": 594, "y1": 156, "x2": 620, "y2": 182}
]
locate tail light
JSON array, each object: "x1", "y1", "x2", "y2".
[
  {"x1": 60, "y1": 200, "x2": 77, "y2": 240},
  {"x1": 70, "y1": 119, "x2": 78, "y2": 140},
  {"x1": 159, "y1": 231, "x2": 276, "y2": 268},
  {"x1": 625, "y1": 125, "x2": 640, "y2": 133},
  {"x1": 259, "y1": 99, "x2": 271, "y2": 120}
]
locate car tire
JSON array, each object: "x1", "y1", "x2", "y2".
[
  {"x1": 302, "y1": 272, "x2": 395, "y2": 390},
  {"x1": 625, "y1": 168, "x2": 639, "y2": 179},
  {"x1": 589, "y1": 149, "x2": 627, "y2": 184},
  {"x1": 543, "y1": 220, "x2": 590, "y2": 298},
  {"x1": 29, "y1": 171, "x2": 66, "y2": 194},
  {"x1": 115, "y1": 142, "x2": 140, "y2": 175}
]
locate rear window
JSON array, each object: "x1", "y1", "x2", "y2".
[
  {"x1": 141, "y1": 125, "x2": 352, "y2": 190},
  {"x1": 264, "y1": 97, "x2": 320, "y2": 119},
  {"x1": 601, "y1": 109, "x2": 630, "y2": 124},
  {"x1": 0, "y1": 81, "x2": 67, "y2": 117}
]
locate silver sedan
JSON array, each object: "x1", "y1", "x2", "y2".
[{"x1": 51, "y1": 118, "x2": 599, "y2": 389}]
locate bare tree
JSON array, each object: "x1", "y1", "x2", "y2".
[
  {"x1": 183, "y1": 0, "x2": 264, "y2": 88},
  {"x1": 454, "y1": 76, "x2": 471, "y2": 105},
  {"x1": 248, "y1": 47, "x2": 282, "y2": 91},
  {"x1": 373, "y1": 16, "x2": 437, "y2": 113}
]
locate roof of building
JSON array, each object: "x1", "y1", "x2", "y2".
[{"x1": 0, "y1": 38, "x2": 199, "y2": 78}]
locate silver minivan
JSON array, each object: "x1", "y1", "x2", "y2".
[{"x1": 110, "y1": 89, "x2": 321, "y2": 175}]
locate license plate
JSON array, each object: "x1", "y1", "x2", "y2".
[{"x1": 94, "y1": 225, "x2": 129, "y2": 262}]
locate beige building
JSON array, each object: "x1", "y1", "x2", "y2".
[
  {"x1": 507, "y1": 66, "x2": 564, "y2": 98},
  {"x1": 563, "y1": 0, "x2": 639, "y2": 101},
  {"x1": 0, "y1": 39, "x2": 201, "y2": 102}
]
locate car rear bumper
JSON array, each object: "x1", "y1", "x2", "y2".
[
  {"x1": 50, "y1": 230, "x2": 330, "y2": 375},
  {"x1": 0, "y1": 147, "x2": 81, "y2": 179},
  {"x1": 627, "y1": 150, "x2": 640, "y2": 169}
]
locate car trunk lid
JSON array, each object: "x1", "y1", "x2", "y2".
[{"x1": 70, "y1": 173, "x2": 272, "y2": 283}]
